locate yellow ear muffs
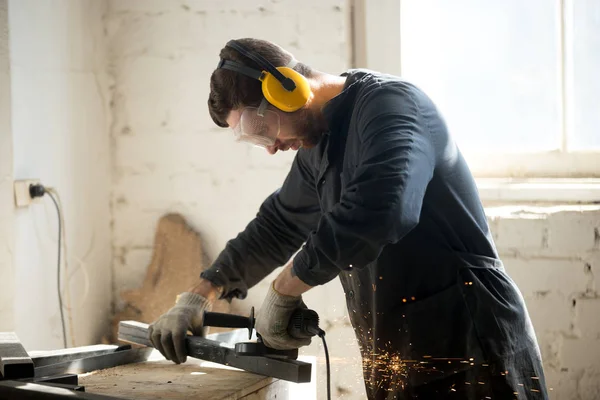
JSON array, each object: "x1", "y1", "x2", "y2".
[{"x1": 261, "y1": 67, "x2": 311, "y2": 112}]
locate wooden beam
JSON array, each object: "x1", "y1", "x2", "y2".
[
  {"x1": 0, "y1": 332, "x2": 34, "y2": 379},
  {"x1": 118, "y1": 321, "x2": 312, "y2": 383}
]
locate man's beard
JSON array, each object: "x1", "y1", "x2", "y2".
[{"x1": 293, "y1": 107, "x2": 328, "y2": 148}]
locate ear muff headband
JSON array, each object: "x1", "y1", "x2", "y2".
[
  {"x1": 226, "y1": 40, "x2": 296, "y2": 91},
  {"x1": 218, "y1": 40, "x2": 311, "y2": 112}
]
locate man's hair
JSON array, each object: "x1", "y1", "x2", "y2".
[{"x1": 208, "y1": 38, "x2": 313, "y2": 128}]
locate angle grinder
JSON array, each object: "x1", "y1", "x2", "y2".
[
  {"x1": 203, "y1": 307, "x2": 331, "y2": 400},
  {"x1": 202, "y1": 307, "x2": 323, "y2": 359}
]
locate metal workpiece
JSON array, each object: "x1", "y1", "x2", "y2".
[{"x1": 118, "y1": 320, "x2": 312, "y2": 383}]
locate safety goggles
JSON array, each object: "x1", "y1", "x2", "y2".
[{"x1": 232, "y1": 99, "x2": 280, "y2": 148}]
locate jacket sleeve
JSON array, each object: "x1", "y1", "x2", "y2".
[
  {"x1": 292, "y1": 86, "x2": 436, "y2": 286},
  {"x1": 200, "y1": 151, "x2": 321, "y2": 300}
]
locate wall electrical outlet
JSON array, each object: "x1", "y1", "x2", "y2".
[{"x1": 14, "y1": 179, "x2": 42, "y2": 207}]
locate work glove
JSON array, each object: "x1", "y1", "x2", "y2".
[
  {"x1": 254, "y1": 282, "x2": 312, "y2": 350},
  {"x1": 148, "y1": 292, "x2": 210, "y2": 364}
]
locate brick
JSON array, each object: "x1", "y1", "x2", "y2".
[
  {"x1": 524, "y1": 295, "x2": 573, "y2": 334},
  {"x1": 583, "y1": 250, "x2": 600, "y2": 293},
  {"x1": 536, "y1": 333, "x2": 562, "y2": 370},
  {"x1": 579, "y1": 369, "x2": 600, "y2": 400},
  {"x1": 113, "y1": 167, "x2": 289, "y2": 258},
  {"x1": 113, "y1": 170, "x2": 213, "y2": 207},
  {"x1": 542, "y1": 369, "x2": 580, "y2": 400},
  {"x1": 503, "y1": 257, "x2": 589, "y2": 297},
  {"x1": 547, "y1": 210, "x2": 600, "y2": 253},
  {"x1": 113, "y1": 247, "x2": 153, "y2": 293},
  {"x1": 575, "y1": 298, "x2": 600, "y2": 338},
  {"x1": 111, "y1": 56, "x2": 214, "y2": 134},
  {"x1": 108, "y1": 0, "x2": 345, "y2": 14},
  {"x1": 493, "y1": 216, "x2": 548, "y2": 251},
  {"x1": 112, "y1": 207, "x2": 166, "y2": 249},
  {"x1": 561, "y1": 338, "x2": 600, "y2": 369},
  {"x1": 114, "y1": 133, "x2": 251, "y2": 175},
  {"x1": 107, "y1": 11, "x2": 209, "y2": 60}
]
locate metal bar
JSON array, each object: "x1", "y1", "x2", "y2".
[
  {"x1": 118, "y1": 320, "x2": 312, "y2": 383},
  {"x1": 25, "y1": 373, "x2": 79, "y2": 386},
  {"x1": 35, "y1": 382, "x2": 85, "y2": 392},
  {"x1": 0, "y1": 332, "x2": 34, "y2": 379},
  {"x1": 34, "y1": 347, "x2": 152, "y2": 379},
  {"x1": 0, "y1": 380, "x2": 123, "y2": 399},
  {"x1": 31, "y1": 345, "x2": 130, "y2": 368}
]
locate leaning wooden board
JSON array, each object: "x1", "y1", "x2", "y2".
[{"x1": 78, "y1": 351, "x2": 316, "y2": 400}]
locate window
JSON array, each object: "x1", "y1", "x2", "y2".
[{"x1": 354, "y1": 0, "x2": 600, "y2": 181}]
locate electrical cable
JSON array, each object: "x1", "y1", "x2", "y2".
[
  {"x1": 45, "y1": 187, "x2": 76, "y2": 347},
  {"x1": 39, "y1": 193, "x2": 92, "y2": 315},
  {"x1": 46, "y1": 190, "x2": 68, "y2": 349},
  {"x1": 318, "y1": 330, "x2": 331, "y2": 400}
]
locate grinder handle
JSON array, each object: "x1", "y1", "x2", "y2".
[{"x1": 202, "y1": 307, "x2": 255, "y2": 339}]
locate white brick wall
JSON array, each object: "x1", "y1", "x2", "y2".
[
  {"x1": 106, "y1": 2, "x2": 600, "y2": 398},
  {"x1": 490, "y1": 206, "x2": 600, "y2": 398},
  {"x1": 106, "y1": 1, "x2": 356, "y2": 396}
]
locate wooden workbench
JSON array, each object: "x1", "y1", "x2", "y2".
[{"x1": 78, "y1": 349, "x2": 316, "y2": 400}]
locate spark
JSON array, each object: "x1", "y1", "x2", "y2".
[
  {"x1": 531, "y1": 389, "x2": 540, "y2": 393},
  {"x1": 531, "y1": 376, "x2": 539, "y2": 380},
  {"x1": 379, "y1": 276, "x2": 383, "y2": 280},
  {"x1": 402, "y1": 298, "x2": 407, "y2": 303},
  {"x1": 411, "y1": 296, "x2": 416, "y2": 301}
]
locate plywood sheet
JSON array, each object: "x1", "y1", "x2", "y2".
[
  {"x1": 79, "y1": 353, "x2": 274, "y2": 400},
  {"x1": 105, "y1": 213, "x2": 231, "y2": 342}
]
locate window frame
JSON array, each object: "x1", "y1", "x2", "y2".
[{"x1": 351, "y1": 0, "x2": 600, "y2": 186}]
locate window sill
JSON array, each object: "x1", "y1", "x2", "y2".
[{"x1": 476, "y1": 178, "x2": 600, "y2": 204}]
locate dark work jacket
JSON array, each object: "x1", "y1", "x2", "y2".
[{"x1": 202, "y1": 70, "x2": 548, "y2": 399}]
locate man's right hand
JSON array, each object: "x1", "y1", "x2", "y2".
[{"x1": 148, "y1": 292, "x2": 210, "y2": 364}]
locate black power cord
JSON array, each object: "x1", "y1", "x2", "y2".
[
  {"x1": 318, "y1": 330, "x2": 331, "y2": 400},
  {"x1": 29, "y1": 183, "x2": 68, "y2": 349},
  {"x1": 289, "y1": 309, "x2": 332, "y2": 399}
]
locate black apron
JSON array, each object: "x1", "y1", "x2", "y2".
[{"x1": 339, "y1": 252, "x2": 548, "y2": 399}]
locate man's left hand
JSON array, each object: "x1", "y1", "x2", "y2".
[{"x1": 254, "y1": 281, "x2": 312, "y2": 350}]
